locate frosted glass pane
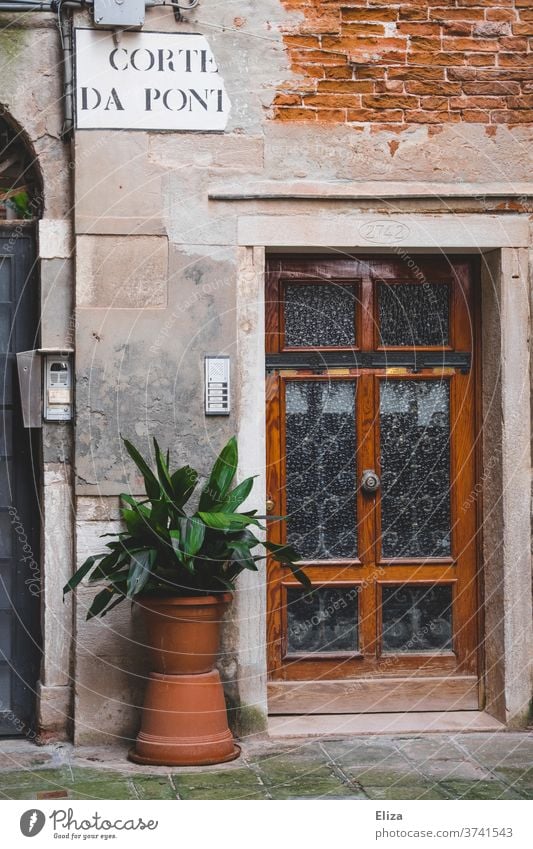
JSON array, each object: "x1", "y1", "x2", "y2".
[
  {"x1": 0, "y1": 411, "x2": 12, "y2": 457},
  {"x1": 0, "y1": 565, "x2": 11, "y2": 609},
  {"x1": 284, "y1": 283, "x2": 356, "y2": 347},
  {"x1": 0, "y1": 664, "x2": 11, "y2": 707},
  {"x1": 379, "y1": 282, "x2": 449, "y2": 346},
  {"x1": 0, "y1": 257, "x2": 10, "y2": 301},
  {"x1": 382, "y1": 584, "x2": 452, "y2": 653},
  {"x1": 0, "y1": 459, "x2": 12, "y2": 507},
  {"x1": 0, "y1": 307, "x2": 11, "y2": 354},
  {"x1": 0, "y1": 513, "x2": 12, "y2": 557},
  {"x1": 287, "y1": 586, "x2": 358, "y2": 653},
  {"x1": 380, "y1": 380, "x2": 451, "y2": 558},
  {"x1": 0, "y1": 611, "x2": 12, "y2": 660},
  {"x1": 285, "y1": 380, "x2": 357, "y2": 559},
  {"x1": 0, "y1": 360, "x2": 12, "y2": 405}
]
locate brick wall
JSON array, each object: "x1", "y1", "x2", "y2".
[{"x1": 273, "y1": 1, "x2": 533, "y2": 125}]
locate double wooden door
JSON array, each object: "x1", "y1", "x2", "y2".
[{"x1": 266, "y1": 255, "x2": 480, "y2": 714}]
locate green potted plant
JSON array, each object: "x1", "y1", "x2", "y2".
[{"x1": 64, "y1": 435, "x2": 308, "y2": 765}]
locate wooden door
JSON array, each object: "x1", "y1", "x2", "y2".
[
  {"x1": 266, "y1": 255, "x2": 480, "y2": 714},
  {"x1": 0, "y1": 225, "x2": 41, "y2": 734}
]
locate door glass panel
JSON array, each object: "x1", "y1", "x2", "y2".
[
  {"x1": 0, "y1": 306, "x2": 11, "y2": 353},
  {"x1": 379, "y1": 282, "x2": 449, "y2": 347},
  {"x1": 381, "y1": 584, "x2": 453, "y2": 653},
  {"x1": 285, "y1": 380, "x2": 357, "y2": 559},
  {"x1": 0, "y1": 257, "x2": 11, "y2": 301},
  {"x1": 0, "y1": 459, "x2": 12, "y2": 506},
  {"x1": 0, "y1": 359, "x2": 13, "y2": 406},
  {"x1": 0, "y1": 610, "x2": 12, "y2": 659},
  {"x1": 284, "y1": 283, "x2": 357, "y2": 347},
  {"x1": 0, "y1": 410, "x2": 12, "y2": 457},
  {"x1": 0, "y1": 513, "x2": 12, "y2": 557},
  {"x1": 0, "y1": 664, "x2": 11, "y2": 706},
  {"x1": 380, "y1": 380, "x2": 451, "y2": 558},
  {"x1": 0, "y1": 565, "x2": 11, "y2": 609},
  {"x1": 287, "y1": 586, "x2": 359, "y2": 653}
]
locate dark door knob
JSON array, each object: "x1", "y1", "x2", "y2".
[{"x1": 361, "y1": 469, "x2": 380, "y2": 494}]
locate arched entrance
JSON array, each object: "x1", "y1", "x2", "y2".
[{"x1": 0, "y1": 114, "x2": 42, "y2": 734}]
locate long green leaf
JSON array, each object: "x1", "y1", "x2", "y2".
[
  {"x1": 122, "y1": 437, "x2": 161, "y2": 500},
  {"x1": 226, "y1": 540, "x2": 259, "y2": 571},
  {"x1": 107, "y1": 570, "x2": 130, "y2": 592},
  {"x1": 153, "y1": 437, "x2": 174, "y2": 499},
  {"x1": 214, "y1": 476, "x2": 255, "y2": 513},
  {"x1": 120, "y1": 495, "x2": 154, "y2": 527},
  {"x1": 107, "y1": 538, "x2": 146, "y2": 553},
  {"x1": 170, "y1": 465, "x2": 198, "y2": 508},
  {"x1": 126, "y1": 549, "x2": 156, "y2": 598},
  {"x1": 120, "y1": 493, "x2": 146, "y2": 510},
  {"x1": 285, "y1": 561, "x2": 311, "y2": 589},
  {"x1": 63, "y1": 554, "x2": 105, "y2": 596},
  {"x1": 86, "y1": 587, "x2": 116, "y2": 620},
  {"x1": 228, "y1": 528, "x2": 263, "y2": 547},
  {"x1": 150, "y1": 498, "x2": 169, "y2": 529},
  {"x1": 197, "y1": 511, "x2": 262, "y2": 531},
  {"x1": 169, "y1": 519, "x2": 201, "y2": 575},
  {"x1": 264, "y1": 541, "x2": 301, "y2": 563},
  {"x1": 120, "y1": 507, "x2": 144, "y2": 537},
  {"x1": 88, "y1": 551, "x2": 126, "y2": 583},
  {"x1": 198, "y1": 437, "x2": 238, "y2": 510},
  {"x1": 169, "y1": 530, "x2": 195, "y2": 574},
  {"x1": 265, "y1": 541, "x2": 311, "y2": 589},
  {"x1": 178, "y1": 517, "x2": 205, "y2": 557},
  {"x1": 169, "y1": 529, "x2": 185, "y2": 564},
  {"x1": 99, "y1": 594, "x2": 126, "y2": 618}
]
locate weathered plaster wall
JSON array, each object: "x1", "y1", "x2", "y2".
[{"x1": 70, "y1": 2, "x2": 533, "y2": 741}]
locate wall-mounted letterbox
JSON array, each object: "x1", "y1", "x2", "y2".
[{"x1": 16, "y1": 349, "x2": 74, "y2": 427}]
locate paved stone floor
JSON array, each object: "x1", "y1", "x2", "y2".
[{"x1": 0, "y1": 732, "x2": 532, "y2": 800}]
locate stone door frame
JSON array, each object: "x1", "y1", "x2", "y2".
[{"x1": 234, "y1": 212, "x2": 533, "y2": 729}]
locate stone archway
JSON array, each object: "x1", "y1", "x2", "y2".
[{"x1": 0, "y1": 113, "x2": 43, "y2": 221}]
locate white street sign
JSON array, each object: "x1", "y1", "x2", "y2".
[{"x1": 75, "y1": 28, "x2": 231, "y2": 131}]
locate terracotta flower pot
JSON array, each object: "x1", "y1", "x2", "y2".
[
  {"x1": 136, "y1": 593, "x2": 232, "y2": 674},
  {"x1": 130, "y1": 670, "x2": 239, "y2": 767},
  {"x1": 129, "y1": 592, "x2": 239, "y2": 767}
]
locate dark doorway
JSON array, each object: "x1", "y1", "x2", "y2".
[{"x1": 0, "y1": 114, "x2": 42, "y2": 733}]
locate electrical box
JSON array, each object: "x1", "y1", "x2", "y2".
[
  {"x1": 44, "y1": 355, "x2": 73, "y2": 422},
  {"x1": 205, "y1": 356, "x2": 230, "y2": 416},
  {"x1": 93, "y1": 0, "x2": 145, "y2": 29}
]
